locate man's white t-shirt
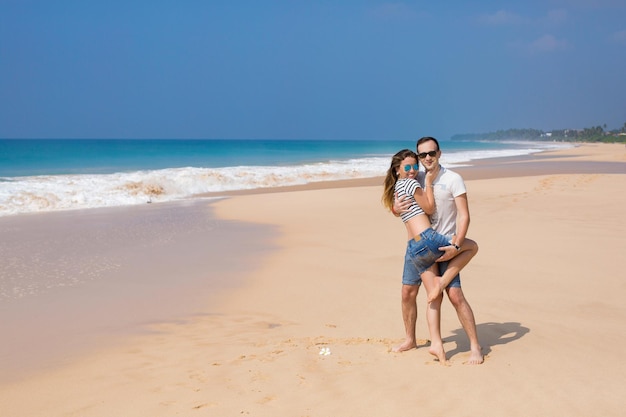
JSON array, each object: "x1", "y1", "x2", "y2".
[{"x1": 417, "y1": 166, "x2": 466, "y2": 236}]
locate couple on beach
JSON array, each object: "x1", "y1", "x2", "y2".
[{"x1": 382, "y1": 136, "x2": 483, "y2": 365}]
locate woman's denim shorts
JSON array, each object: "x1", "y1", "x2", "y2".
[
  {"x1": 402, "y1": 228, "x2": 452, "y2": 281},
  {"x1": 402, "y1": 258, "x2": 462, "y2": 287}
]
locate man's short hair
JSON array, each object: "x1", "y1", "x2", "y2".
[{"x1": 417, "y1": 136, "x2": 440, "y2": 151}]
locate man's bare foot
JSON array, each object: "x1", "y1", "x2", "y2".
[
  {"x1": 392, "y1": 339, "x2": 417, "y2": 352},
  {"x1": 464, "y1": 346, "x2": 484, "y2": 365},
  {"x1": 427, "y1": 278, "x2": 443, "y2": 303},
  {"x1": 428, "y1": 341, "x2": 447, "y2": 364}
]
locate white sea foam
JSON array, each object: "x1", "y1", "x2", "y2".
[{"x1": 0, "y1": 143, "x2": 572, "y2": 217}]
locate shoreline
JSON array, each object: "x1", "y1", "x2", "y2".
[
  {"x1": 1, "y1": 139, "x2": 579, "y2": 218},
  {"x1": 1, "y1": 143, "x2": 625, "y2": 416},
  {"x1": 194, "y1": 142, "x2": 625, "y2": 197},
  {"x1": 1, "y1": 142, "x2": 621, "y2": 220}
]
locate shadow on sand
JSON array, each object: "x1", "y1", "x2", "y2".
[{"x1": 444, "y1": 321, "x2": 530, "y2": 360}]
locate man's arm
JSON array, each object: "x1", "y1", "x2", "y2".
[
  {"x1": 436, "y1": 192, "x2": 470, "y2": 262},
  {"x1": 452, "y1": 193, "x2": 470, "y2": 247},
  {"x1": 392, "y1": 192, "x2": 410, "y2": 216}
]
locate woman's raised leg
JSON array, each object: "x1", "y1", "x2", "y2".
[{"x1": 426, "y1": 238, "x2": 478, "y2": 302}]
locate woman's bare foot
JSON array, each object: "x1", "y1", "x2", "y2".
[
  {"x1": 392, "y1": 339, "x2": 417, "y2": 352},
  {"x1": 427, "y1": 278, "x2": 444, "y2": 303},
  {"x1": 465, "y1": 346, "x2": 484, "y2": 365},
  {"x1": 428, "y1": 341, "x2": 448, "y2": 364}
]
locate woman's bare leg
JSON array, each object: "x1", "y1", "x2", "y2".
[
  {"x1": 426, "y1": 239, "x2": 478, "y2": 302},
  {"x1": 420, "y1": 266, "x2": 447, "y2": 364}
]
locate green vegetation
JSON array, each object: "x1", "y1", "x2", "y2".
[{"x1": 451, "y1": 123, "x2": 626, "y2": 144}]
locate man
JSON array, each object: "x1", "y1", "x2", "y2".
[{"x1": 393, "y1": 136, "x2": 483, "y2": 364}]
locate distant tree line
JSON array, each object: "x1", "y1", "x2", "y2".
[{"x1": 451, "y1": 123, "x2": 626, "y2": 143}]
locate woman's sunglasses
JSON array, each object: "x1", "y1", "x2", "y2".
[
  {"x1": 403, "y1": 163, "x2": 419, "y2": 172},
  {"x1": 417, "y1": 151, "x2": 438, "y2": 159}
]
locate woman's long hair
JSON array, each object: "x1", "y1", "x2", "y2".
[{"x1": 382, "y1": 149, "x2": 418, "y2": 211}]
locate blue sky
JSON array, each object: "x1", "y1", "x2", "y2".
[{"x1": 1, "y1": 1, "x2": 625, "y2": 140}]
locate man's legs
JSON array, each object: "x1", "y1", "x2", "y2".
[
  {"x1": 439, "y1": 258, "x2": 484, "y2": 365},
  {"x1": 446, "y1": 287, "x2": 484, "y2": 364},
  {"x1": 393, "y1": 283, "x2": 420, "y2": 352}
]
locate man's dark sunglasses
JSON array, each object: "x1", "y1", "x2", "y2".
[{"x1": 417, "y1": 151, "x2": 438, "y2": 159}]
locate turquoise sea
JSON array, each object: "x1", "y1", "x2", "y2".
[{"x1": 0, "y1": 138, "x2": 571, "y2": 217}]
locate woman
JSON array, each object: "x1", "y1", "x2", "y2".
[{"x1": 382, "y1": 149, "x2": 474, "y2": 303}]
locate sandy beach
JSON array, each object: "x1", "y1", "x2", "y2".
[{"x1": 1, "y1": 143, "x2": 625, "y2": 416}]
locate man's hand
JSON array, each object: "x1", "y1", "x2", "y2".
[
  {"x1": 425, "y1": 163, "x2": 440, "y2": 185},
  {"x1": 436, "y1": 245, "x2": 458, "y2": 262},
  {"x1": 393, "y1": 192, "x2": 411, "y2": 216}
]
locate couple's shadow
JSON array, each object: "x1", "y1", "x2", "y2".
[{"x1": 443, "y1": 321, "x2": 529, "y2": 359}]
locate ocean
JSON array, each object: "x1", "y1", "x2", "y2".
[{"x1": 0, "y1": 138, "x2": 572, "y2": 217}]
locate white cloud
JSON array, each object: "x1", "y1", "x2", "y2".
[
  {"x1": 545, "y1": 9, "x2": 568, "y2": 24},
  {"x1": 528, "y1": 34, "x2": 569, "y2": 53},
  {"x1": 611, "y1": 29, "x2": 626, "y2": 44},
  {"x1": 478, "y1": 10, "x2": 524, "y2": 25},
  {"x1": 480, "y1": 9, "x2": 568, "y2": 26},
  {"x1": 509, "y1": 34, "x2": 570, "y2": 54},
  {"x1": 366, "y1": 3, "x2": 424, "y2": 21},
  {"x1": 549, "y1": 0, "x2": 626, "y2": 8}
]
